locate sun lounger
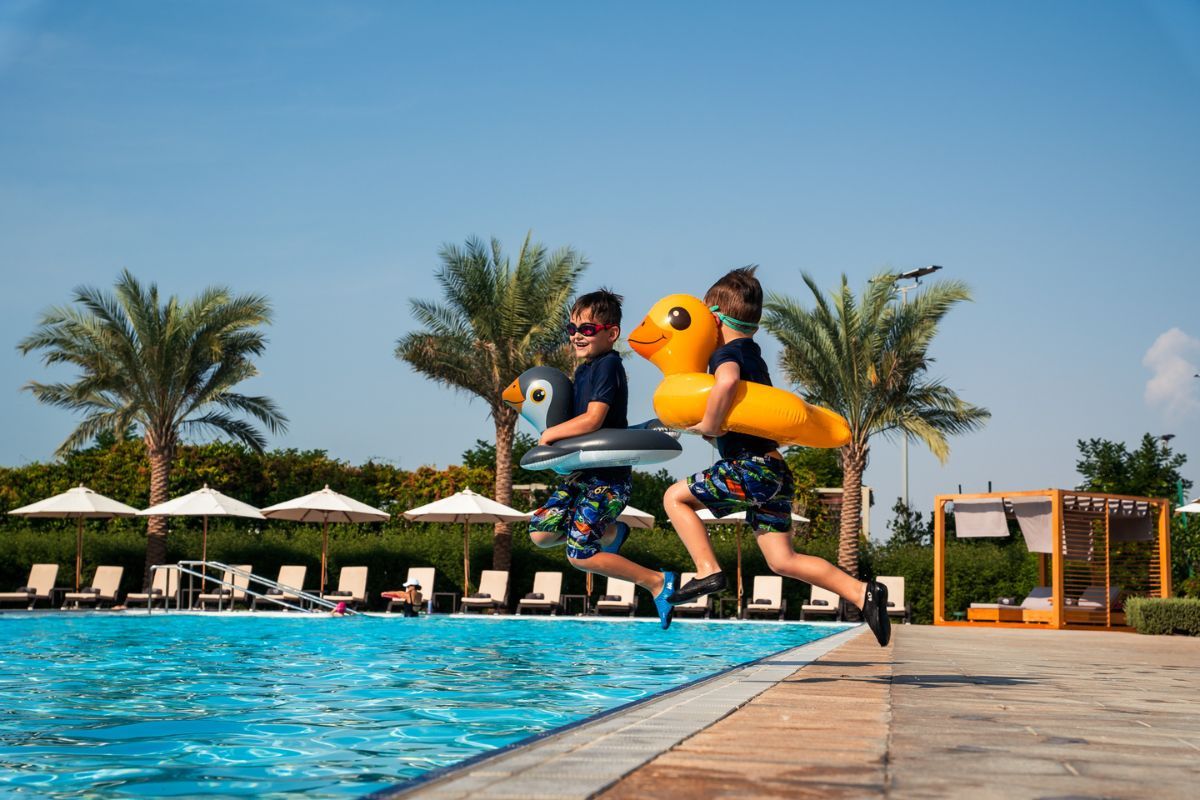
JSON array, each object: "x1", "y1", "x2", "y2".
[
  {"x1": 672, "y1": 572, "x2": 713, "y2": 618},
  {"x1": 743, "y1": 575, "x2": 786, "y2": 620},
  {"x1": 517, "y1": 571, "x2": 564, "y2": 615},
  {"x1": 877, "y1": 576, "x2": 911, "y2": 623},
  {"x1": 1076, "y1": 584, "x2": 1121, "y2": 610},
  {"x1": 968, "y1": 585, "x2": 1052, "y2": 622},
  {"x1": 125, "y1": 565, "x2": 180, "y2": 609},
  {"x1": 63, "y1": 566, "x2": 124, "y2": 609},
  {"x1": 800, "y1": 584, "x2": 842, "y2": 621},
  {"x1": 322, "y1": 566, "x2": 368, "y2": 609},
  {"x1": 461, "y1": 570, "x2": 509, "y2": 614},
  {"x1": 1066, "y1": 584, "x2": 1124, "y2": 625},
  {"x1": 384, "y1": 567, "x2": 436, "y2": 613},
  {"x1": 251, "y1": 565, "x2": 308, "y2": 610},
  {"x1": 0, "y1": 563, "x2": 59, "y2": 609},
  {"x1": 594, "y1": 577, "x2": 636, "y2": 616},
  {"x1": 197, "y1": 565, "x2": 253, "y2": 610}
]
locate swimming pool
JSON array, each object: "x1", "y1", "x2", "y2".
[{"x1": 0, "y1": 614, "x2": 845, "y2": 798}]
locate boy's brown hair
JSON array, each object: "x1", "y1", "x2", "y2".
[
  {"x1": 704, "y1": 265, "x2": 762, "y2": 325},
  {"x1": 571, "y1": 288, "x2": 623, "y2": 326}
]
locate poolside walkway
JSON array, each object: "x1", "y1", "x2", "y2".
[
  {"x1": 602, "y1": 625, "x2": 1200, "y2": 799},
  {"x1": 391, "y1": 624, "x2": 1200, "y2": 800}
]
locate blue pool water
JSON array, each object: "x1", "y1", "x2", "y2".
[{"x1": 0, "y1": 614, "x2": 844, "y2": 798}]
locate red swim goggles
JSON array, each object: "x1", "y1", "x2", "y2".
[{"x1": 565, "y1": 322, "x2": 617, "y2": 337}]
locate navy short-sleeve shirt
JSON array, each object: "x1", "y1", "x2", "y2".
[
  {"x1": 709, "y1": 338, "x2": 779, "y2": 459},
  {"x1": 572, "y1": 349, "x2": 631, "y2": 482}
]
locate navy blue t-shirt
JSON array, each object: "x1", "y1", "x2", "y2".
[
  {"x1": 709, "y1": 338, "x2": 779, "y2": 459},
  {"x1": 572, "y1": 349, "x2": 631, "y2": 482}
]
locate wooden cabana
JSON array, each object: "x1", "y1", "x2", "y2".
[{"x1": 933, "y1": 489, "x2": 1172, "y2": 629}]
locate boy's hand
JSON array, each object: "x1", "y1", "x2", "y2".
[
  {"x1": 539, "y1": 431, "x2": 558, "y2": 446},
  {"x1": 686, "y1": 421, "x2": 726, "y2": 438}
]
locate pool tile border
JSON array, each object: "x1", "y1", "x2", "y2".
[{"x1": 369, "y1": 624, "x2": 863, "y2": 800}]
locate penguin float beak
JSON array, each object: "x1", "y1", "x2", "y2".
[
  {"x1": 501, "y1": 378, "x2": 525, "y2": 411},
  {"x1": 627, "y1": 317, "x2": 672, "y2": 360}
]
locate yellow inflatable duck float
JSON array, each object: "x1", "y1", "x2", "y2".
[{"x1": 627, "y1": 294, "x2": 851, "y2": 448}]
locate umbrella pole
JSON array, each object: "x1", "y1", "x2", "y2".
[
  {"x1": 321, "y1": 519, "x2": 329, "y2": 596},
  {"x1": 201, "y1": 515, "x2": 209, "y2": 592},
  {"x1": 463, "y1": 521, "x2": 470, "y2": 599},
  {"x1": 76, "y1": 517, "x2": 83, "y2": 592},
  {"x1": 736, "y1": 526, "x2": 744, "y2": 614},
  {"x1": 586, "y1": 571, "x2": 593, "y2": 599}
]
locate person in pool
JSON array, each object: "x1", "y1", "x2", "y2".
[
  {"x1": 661, "y1": 266, "x2": 891, "y2": 647},
  {"x1": 393, "y1": 579, "x2": 422, "y2": 617},
  {"x1": 527, "y1": 289, "x2": 679, "y2": 630}
]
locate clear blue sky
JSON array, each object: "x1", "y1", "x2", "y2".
[{"x1": 2, "y1": 1, "x2": 1198, "y2": 535}]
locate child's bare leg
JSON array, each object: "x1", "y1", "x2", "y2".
[
  {"x1": 664, "y1": 481, "x2": 721, "y2": 577},
  {"x1": 755, "y1": 531, "x2": 867, "y2": 608},
  {"x1": 568, "y1": 552, "x2": 665, "y2": 597},
  {"x1": 529, "y1": 530, "x2": 567, "y2": 548}
]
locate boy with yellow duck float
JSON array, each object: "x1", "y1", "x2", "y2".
[{"x1": 628, "y1": 267, "x2": 892, "y2": 646}]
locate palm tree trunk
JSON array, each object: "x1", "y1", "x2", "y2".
[
  {"x1": 145, "y1": 443, "x2": 172, "y2": 584},
  {"x1": 491, "y1": 406, "x2": 518, "y2": 571},
  {"x1": 838, "y1": 444, "x2": 868, "y2": 577}
]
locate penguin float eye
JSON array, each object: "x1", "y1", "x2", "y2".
[
  {"x1": 531, "y1": 388, "x2": 546, "y2": 403},
  {"x1": 667, "y1": 307, "x2": 691, "y2": 330}
]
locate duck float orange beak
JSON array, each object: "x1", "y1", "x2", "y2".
[{"x1": 629, "y1": 294, "x2": 852, "y2": 449}]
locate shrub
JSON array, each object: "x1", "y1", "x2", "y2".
[{"x1": 1125, "y1": 597, "x2": 1200, "y2": 636}]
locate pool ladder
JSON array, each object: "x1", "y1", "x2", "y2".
[{"x1": 149, "y1": 561, "x2": 354, "y2": 615}]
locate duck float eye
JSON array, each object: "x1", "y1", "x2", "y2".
[
  {"x1": 531, "y1": 388, "x2": 546, "y2": 403},
  {"x1": 667, "y1": 307, "x2": 691, "y2": 330}
]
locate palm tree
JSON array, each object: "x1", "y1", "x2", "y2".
[
  {"x1": 18, "y1": 270, "x2": 288, "y2": 577},
  {"x1": 763, "y1": 273, "x2": 990, "y2": 577},
  {"x1": 396, "y1": 234, "x2": 586, "y2": 570}
]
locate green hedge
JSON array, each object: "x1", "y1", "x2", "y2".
[{"x1": 1125, "y1": 597, "x2": 1200, "y2": 636}]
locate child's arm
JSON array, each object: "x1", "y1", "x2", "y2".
[
  {"x1": 688, "y1": 361, "x2": 740, "y2": 437},
  {"x1": 540, "y1": 402, "x2": 609, "y2": 445}
]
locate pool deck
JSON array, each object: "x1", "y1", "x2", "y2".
[{"x1": 391, "y1": 624, "x2": 1200, "y2": 800}]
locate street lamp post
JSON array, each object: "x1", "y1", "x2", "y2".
[{"x1": 895, "y1": 265, "x2": 943, "y2": 507}]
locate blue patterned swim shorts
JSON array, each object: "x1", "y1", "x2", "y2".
[
  {"x1": 529, "y1": 475, "x2": 632, "y2": 559},
  {"x1": 687, "y1": 455, "x2": 795, "y2": 532}
]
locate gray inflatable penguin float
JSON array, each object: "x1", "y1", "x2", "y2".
[{"x1": 502, "y1": 366, "x2": 681, "y2": 474}]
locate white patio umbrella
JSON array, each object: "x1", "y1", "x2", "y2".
[
  {"x1": 138, "y1": 484, "x2": 264, "y2": 590},
  {"x1": 404, "y1": 489, "x2": 528, "y2": 598},
  {"x1": 261, "y1": 485, "x2": 390, "y2": 595},
  {"x1": 1175, "y1": 499, "x2": 1200, "y2": 514},
  {"x1": 8, "y1": 485, "x2": 140, "y2": 591},
  {"x1": 695, "y1": 508, "x2": 809, "y2": 609},
  {"x1": 618, "y1": 505, "x2": 656, "y2": 530}
]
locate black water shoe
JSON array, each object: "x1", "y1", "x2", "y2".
[
  {"x1": 862, "y1": 580, "x2": 891, "y2": 647},
  {"x1": 666, "y1": 572, "x2": 727, "y2": 606}
]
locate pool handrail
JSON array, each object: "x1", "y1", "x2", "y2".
[{"x1": 153, "y1": 561, "x2": 353, "y2": 614}]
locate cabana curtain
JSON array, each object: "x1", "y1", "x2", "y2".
[
  {"x1": 1010, "y1": 497, "x2": 1052, "y2": 554},
  {"x1": 952, "y1": 498, "x2": 1008, "y2": 537}
]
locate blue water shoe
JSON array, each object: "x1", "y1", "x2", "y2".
[{"x1": 655, "y1": 571, "x2": 678, "y2": 630}]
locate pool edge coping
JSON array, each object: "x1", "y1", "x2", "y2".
[{"x1": 366, "y1": 623, "x2": 864, "y2": 800}]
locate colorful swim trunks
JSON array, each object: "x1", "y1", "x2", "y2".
[
  {"x1": 687, "y1": 455, "x2": 795, "y2": 532},
  {"x1": 529, "y1": 474, "x2": 632, "y2": 559}
]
